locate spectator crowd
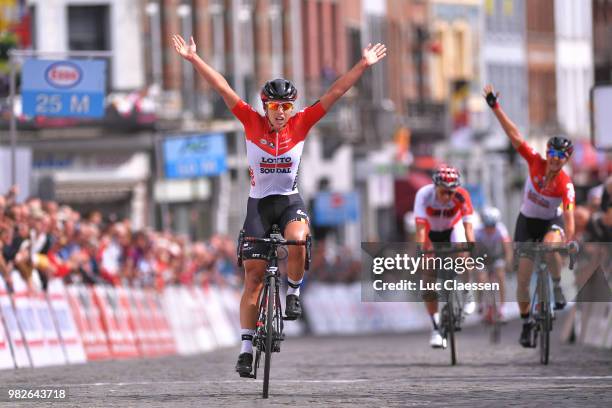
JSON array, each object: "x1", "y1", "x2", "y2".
[{"x1": 0, "y1": 186, "x2": 240, "y2": 293}]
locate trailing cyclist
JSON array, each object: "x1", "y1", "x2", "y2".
[
  {"x1": 414, "y1": 165, "x2": 477, "y2": 348},
  {"x1": 475, "y1": 206, "x2": 513, "y2": 322},
  {"x1": 172, "y1": 34, "x2": 386, "y2": 376},
  {"x1": 483, "y1": 84, "x2": 577, "y2": 348}
]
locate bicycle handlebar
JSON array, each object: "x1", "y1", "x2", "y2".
[
  {"x1": 243, "y1": 236, "x2": 308, "y2": 246},
  {"x1": 420, "y1": 243, "x2": 475, "y2": 256},
  {"x1": 519, "y1": 242, "x2": 578, "y2": 270},
  {"x1": 237, "y1": 228, "x2": 312, "y2": 270}
]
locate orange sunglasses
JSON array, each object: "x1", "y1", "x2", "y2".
[{"x1": 266, "y1": 101, "x2": 294, "y2": 111}]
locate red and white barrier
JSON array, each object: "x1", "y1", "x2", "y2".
[
  {"x1": 198, "y1": 286, "x2": 237, "y2": 348},
  {"x1": 30, "y1": 274, "x2": 66, "y2": 366},
  {"x1": 128, "y1": 288, "x2": 157, "y2": 357},
  {"x1": 47, "y1": 279, "x2": 87, "y2": 364},
  {"x1": 145, "y1": 290, "x2": 176, "y2": 355},
  {"x1": 66, "y1": 285, "x2": 111, "y2": 360},
  {"x1": 0, "y1": 279, "x2": 18, "y2": 369},
  {"x1": 11, "y1": 271, "x2": 49, "y2": 367},
  {"x1": 92, "y1": 286, "x2": 138, "y2": 358},
  {"x1": 0, "y1": 276, "x2": 242, "y2": 369}
]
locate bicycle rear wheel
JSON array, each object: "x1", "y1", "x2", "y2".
[{"x1": 263, "y1": 275, "x2": 275, "y2": 398}]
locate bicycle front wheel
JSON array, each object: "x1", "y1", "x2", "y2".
[
  {"x1": 263, "y1": 275, "x2": 275, "y2": 398},
  {"x1": 539, "y1": 300, "x2": 551, "y2": 365},
  {"x1": 448, "y1": 296, "x2": 457, "y2": 366}
]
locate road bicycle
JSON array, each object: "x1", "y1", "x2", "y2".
[
  {"x1": 520, "y1": 242, "x2": 576, "y2": 365},
  {"x1": 237, "y1": 225, "x2": 311, "y2": 398}
]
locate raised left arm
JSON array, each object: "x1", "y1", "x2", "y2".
[{"x1": 319, "y1": 43, "x2": 387, "y2": 111}]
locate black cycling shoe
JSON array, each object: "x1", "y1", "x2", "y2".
[
  {"x1": 553, "y1": 286, "x2": 567, "y2": 310},
  {"x1": 285, "y1": 294, "x2": 302, "y2": 320},
  {"x1": 519, "y1": 322, "x2": 535, "y2": 348},
  {"x1": 235, "y1": 352, "x2": 253, "y2": 377}
]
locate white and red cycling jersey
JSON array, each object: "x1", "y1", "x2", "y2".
[
  {"x1": 414, "y1": 184, "x2": 475, "y2": 242},
  {"x1": 517, "y1": 142, "x2": 575, "y2": 220},
  {"x1": 232, "y1": 100, "x2": 326, "y2": 199}
]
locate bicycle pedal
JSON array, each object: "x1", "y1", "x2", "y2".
[{"x1": 283, "y1": 315, "x2": 298, "y2": 321}]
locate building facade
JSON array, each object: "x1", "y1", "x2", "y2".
[{"x1": 554, "y1": 0, "x2": 593, "y2": 140}]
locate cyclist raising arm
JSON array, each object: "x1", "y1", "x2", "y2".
[
  {"x1": 484, "y1": 84, "x2": 576, "y2": 348},
  {"x1": 173, "y1": 34, "x2": 386, "y2": 376}
]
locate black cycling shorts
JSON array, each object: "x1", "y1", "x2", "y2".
[
  {"x1": 514, "y1": 212, "x2": 565, "y2": 258},
  {"x1": 241, "y1": 194, "x2": 309, "y2": 261},
  {"x1": 428, "y1": 229, "x2": 452, "y2": 243}
]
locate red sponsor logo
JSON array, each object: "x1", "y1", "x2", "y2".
[{"x1": 45, "y1": 62, "x2": 83, "y2": 88}]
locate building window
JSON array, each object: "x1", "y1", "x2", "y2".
[{"x1": 67, "y1": 5, "x2": 110, "y2": 51}]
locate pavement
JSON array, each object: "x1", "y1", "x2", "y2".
[{"x1": 0, "y1": 316, "x2": 610, "y2": 407}]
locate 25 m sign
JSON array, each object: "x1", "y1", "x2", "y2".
[{"x1": 21, "y1": 59, "x2": 107, "y2": 118}]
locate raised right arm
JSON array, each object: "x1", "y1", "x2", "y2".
[
  {"x1": 483, "y1": 84, "x2": 524, "y2": 150},
  {"x1": 172, "y1": 35, "x2": 240, "y2": 110}
]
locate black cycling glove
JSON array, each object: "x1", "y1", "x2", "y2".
[{"x1": 485, "y1": 91, "x2": 499, "y2": 109}]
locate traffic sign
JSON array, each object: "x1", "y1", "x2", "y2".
[{"x1": 21, "y1": 59, "x2": 106, "y2": 118}]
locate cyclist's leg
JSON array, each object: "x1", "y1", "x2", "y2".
[
  {"x1": 241, "y1": 260, "x2": 267, "y2": 328},
  {"x1": 493, "y1": 259, "x2": 506, "y2": 318},
  {"x1": 451, "y1": 223, "x2": 476, "y2": 314},
  {"x1": 279, "y1": 194, "x2": 310, "y2": 319},
  {"x1": 514, "y1": 213, "x2": 540, "y2": 347},
  {"x1": 543, "y1": 219, "x2": 566, "y2": 309},
  {"x1": 237, "y1": 198, "x2": 273, "y2": 374},
  {"x1": 514, "y1": 213, "x2": 537, "y2": 315}
]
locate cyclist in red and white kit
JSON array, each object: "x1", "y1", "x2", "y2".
[
  {"x1": 414, "y1": 166, "x2": 477, "y2": 348},
  {"x1": 484, "y1": 84, "x2": 577, "y2": 348},
  {"x1": 173, "y1": 34, "x2": 387, "y2": 375}
]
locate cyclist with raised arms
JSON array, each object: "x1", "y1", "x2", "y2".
[
  {"x1": 483, "y1": 84, "x2": 577, "y2": 348},
  {"x1": 414, "y1": 165, "x2": 477, "y2": 348},
  {"x1": 172, "y1": 34, "x2": 386, "y2": 375}
]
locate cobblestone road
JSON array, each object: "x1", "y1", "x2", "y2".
[{"x1": 1, "y1": 317, "x2": 610, "y2": 407}]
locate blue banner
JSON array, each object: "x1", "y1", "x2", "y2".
[
  {"x1": 163, "y1": 133, "x2": 228, "y2": 179},
  {"x1": 21, "y1": 59, "x2": 106, "y2": 118},
  {"x1": 313, "y1": 191, "x2": 360, "y2": 226}
]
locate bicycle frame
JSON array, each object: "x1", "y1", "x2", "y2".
[{"x1": 236, "y1": 226, "x2": 310, "y2": 398}]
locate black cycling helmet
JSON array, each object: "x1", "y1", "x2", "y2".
[
  {"x1": 261, "y1": 78, "x2": 298, "y2": 103},
  {"x1": 547, "y1": 136, "x2": 574, "y2": 158}
]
